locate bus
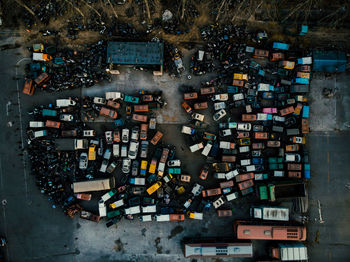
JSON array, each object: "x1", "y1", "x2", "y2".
[
  {"x1": 234, "y1": 221, "x2": 306, "y2": 241},
  {"x1": 72, "y1": 177, "x2": 115, "y2": 193}
]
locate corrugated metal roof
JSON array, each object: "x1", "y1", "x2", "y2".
[
  {"x1": 313, "y1": 50, "x2": 347, "y2": 72},
  {"x1": 107, "y1": 42, "x2": 164, "y2": 65}
]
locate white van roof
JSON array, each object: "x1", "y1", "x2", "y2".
[{"x1": 142, "y1": 205, "x2": 157, "y2": 213}]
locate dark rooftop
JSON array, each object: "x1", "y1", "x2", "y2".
[{"x1": 107, "y1": 42, "x2": 164, "y2": 66}]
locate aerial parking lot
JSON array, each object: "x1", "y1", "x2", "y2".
[{"x1": 0, "y1": 1, "x2": 350, "y2": 262}]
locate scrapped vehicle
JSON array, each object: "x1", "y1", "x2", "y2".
[
  {"x1": 79, "y1": 153, "x2": 88, "y2": 170},
  {"x1": 167, "y1": 160, "x2": 181, "y2": 167},
  {"x1": 140, "y1": 124, "x2": 148, "y2": 140},
  {"x1": 213, "y1": 109, "x2": 227, "y2": 121},
  {"x1": 150, "y1": 131, "x2": 163, "y2": 145},
  {"x1": 253, "y1": 49, "x2": 269, "y2": 59},
  {"x1": 184, "y1": 92, "x2": 198, "y2": 100},
  {"x1": 34, "y1": 72, "x2": 50, "y2": 86},
  {"x1": 105, "y1": 92, "x2": 123, "y2": 100},
  {"x1": 122, "y1": 158, "x2": 132, "y2": 173},
  {"x1": 56, "y1": 99, "x2": 76, "y2": 108},
  {"x1": 202, "y1": 188, "x2": 222, "y2": 197},
  {"x1": 182, "y1": 126, "x2": 196, "y2": 135},
  {"x1": 83, "y1": 130, "x2": 96, "y2": 137},
  {"x1": 237, "y1": 123, "x2": 252, "y2": 131},
  {"x1": 190, "y1": 142, "x2": 204, "y2": 153},
  {"x1": 132, "y1": 114, "x2": 148, "y2": 123},
  {"x1": 181, "y1": 102, "x2": 192, "y2": 113},
  {"x1": 100, "y1": 107, "x2": 118, "y2": 119},
  {"x1": 140, "y1": 141, "x2": 149, "y2": 158},
  {"x1": 122, "y1": 128, "x2": 129, "y2": 143},
  {"x1": 199, "y1": 165, "x2": 209, "y2": 180},
  {"x1": 149, "y1": 118, "x2": 156, "y2": 129},
  {"x1": 194, "y1": 102, "x2": 208, "y2": 110},
  {"x1": 45, "y1": 120, "x2": 61, "y2": 129},
  {"x1": 107, "y1": 100, "x2": 121, "y2": 109},
  {"x1": 214, "y1": 102, "x2": 226, "y2": 111},
  {"x1": 124, "y1": 95, "x2": 140, "y2": 104},
  {"x1": 200, "y1": 87, "x2": 215, "y2": 95},
  {"x1": 192, "y1": 113, "x2": 205, "y2": 122},
  {"x1": 213, "y1": 196, "x2": 225, "y2": 209},
  {"x1": 113, "y1": 130, "x2": 121, "y2": 142},
  {"x1": 242, "y1": 114, "x2": 256, "y2": 121},
  {"x1": 23, "y1": 79, "x2": 34, "y2": 95},
  {"x1": 107, "y1": 162, "x2": 117, "y2": 174},
  {"x1": 105, "y1": 131, "x2": 113, "y2": 144},
  {"x1": 58, "y1": 114, "x2": 72, "y2": 122},
  {"x1": 212, "y1": 94, "x2": 229, "y2": 101},
  {"x1": 93, "y1": 97, "x2": 106, "y2": 105}
]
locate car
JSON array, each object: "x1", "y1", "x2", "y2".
[
  {"x1": 191, "y1": 113, "x2": 205, "y2": 122},
  {"x1": 122, "y1": 128, "x2": 129, "y2": 143},
  {"x1": 93, "y1": 97, "x2": 106, "y2": 105},
  {"x1": 83, "y1": 130, "x2": 96, "y2": 137},
  {"x1": 220, "y1": 129, "x2": 232, "y2": 137},
  {"x1": 60, "y1": 114, "x2": 73, "y2": 122},
  {"x1": 122, "y1": 158, "x2": 132, "y2": 173},
  {"x1": 140, "y1": 141, "x2": 149, "y2": 158},
  {"x1": 105, "y1": 131, "x2": 113, "y2": 144},
  {"x1": 100, "y1": 107, "x2": 118, "y2": 119},
  {"x1": 214, "y1": 102, "x2": 226, "y2": 110},
  {"x1": 131, "y1": 160, "x2": 139, "y2": 176},
  {"x1": 106, "y1": 162, "x2": 117, "y2": 173},
  {"x1": 181, "y1": 102, "x2": 192, "y2": 114},
  {"x1": 191, "y1": 183, "x2": 204, "y2": 196},
  {"x1": 99, "y1": 159, "x2": 108, "y2": 173},
  {"x1": 113, "y1": 130, "x2": 121, "y2": 142},
  {"x1": 285, "y1": 153, "x2": 301, "y2": 162},
  {"x1": 79, "y1": 153, "x2": 88, "y2": 170},
  {"x1": 131, "y1": 126, "x2": 139, "y2": 141},
  {"x1": 213, "y1": 197, "x2": 225, "y2": 209},
  {"x1": 199, "y1": 165, "x2": 209, "y2": 180},
  {"x1": 237, "y1": 123, "x2": 252, "y2": 131},
  {"x1": 128, "y1": 141, "x2": 139, "y2": 160},
  {"x1": 149, "y1": 118, "x2": 156, "y2": 129},
  {"x1": 167, "y1": 160, "x2": 181, "y2": 167},
  {"x1": 212, "y1": 94, "x2": 229, "y2": 101},
  {"x1": 213, "y1": 109, "x2": 227, "y2": 121},
  {"x1": 140, "y1": 124, "x2": 148, "y2": 140}
]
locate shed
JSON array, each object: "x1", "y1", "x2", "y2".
[
  {"x1": 313, "y1": 50, "x2": 347, "y2": 72},
  {"x1": 107, "y1": 42, "x2": 163, "y2": 66}
]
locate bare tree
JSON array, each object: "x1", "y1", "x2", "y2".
[
  {"x1": 216, "y1": 0, "x2": 226, "y2": 22},
  {"x1": 14, "y1": 0, "x2": 35, "y2": 17},
  {"x1": 64, "y1": 0, "x2": 85, "y2": 17},
  {"x1": 106, "y1": 0, "x2": 119, "y2": 19},
  {"x1": 144, "y1": 0, "x2": 152, "y2": 23},
  {"x1": 181, "y1": 0, "x2": 187, "y2": 21}
]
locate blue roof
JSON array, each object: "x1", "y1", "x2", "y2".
[
  {"x1": 107, "y1": 42, "x2": 164, "y2": 66},
  {"x1": 313, "y1": 50, "x2": 347, "y2": 72}
]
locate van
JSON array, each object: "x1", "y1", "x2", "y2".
[
  {"x1": 98, "y1": 201, "x2": 107, "y2": 217},
  {"x1": 132, "y1": 114, "x2": 148, "y2": 123},
  {"x1": 240, "y1": 159, "x2": 251, "y2": 166},
  {"x1": 124, "y1": 206, "x2": 141, "y2": 215},
  {"x1": 139, "y1": 215, "x2": 152, "y2": 222},
  {"x1": 222, "y1": 155, "x2": 236, "y2": 162},
  {"x1": 279, "y1": 106, "x2": 294, "y2": 116},
  {"x1": 147, "y1": 181, "x2": 162, "y2": 195},
  {"x1": 23, "y1": 79, "x2": 34, "y2": 95},
  {"x1": 214, "y1": 173, "x2": 226, "y2": 179},
  {"x1": 34, "y1": 72, "x2": 50, "y2": 85},
  {"x1": 142, "y1": 205, "x2": 157, "y2": 213},
  {"x1": 113, "y1": 144, "x2": 120, "y2": 158},
  {"x1": 56, "y1": 99, "x2": 76, "y2": 108},
  {"x1": 190, "y1": 142, "x2": 204, "y2": 153},
  {"x1": 72, "y1": 177, "x2": 115, "y2": 193},
  {"x1": 181, "y1": 126, "x2": 195, "y2": 135},
  {"x1": 105, "y1": 92, "x2": 123, "y2": 100},
  {"x1": 219, "y1": 141, "x2": 235, "y2": 149},
  {"x1": 239, "y1": 146, "x2": 250, "y2": 153},
  {"x1": 226, "y1": 192, "x2": 239, "y2": 201},
  {"x1": 202, "y1": 188, "x2": 222, "y2": 197},
  {"x1": 201, "y1": 142, "x2": 213, "y2": 157},
  {"x1": 220, "y1": 180, "x2": 234, "y2": 188},
  {"x1": 184, "y1": 92, "x2": 198, "y2": 100},
  {"x1": 150, "y1": 131, "x2": 163, "y2": 145},
  {"x1": 245, "y1": 165, "x2": 256, "y2": 172},
  {"x1": 45, "y1": 120, "x2": 61, "y2": 129},
  {"x1": 225, "y1": 169, "x2": 239, "y2": 180},
  {"x1": 128, "y1": 141, "x2": 139, "y2": 159},
  {"x1": 29, "y1": 121, "x2": 44, "y2": 128},
  {"x1": 110, "y1": 199, "x2": 124, "y2": 209},
  {"x1": 88, "y1": 145, "x2": 96, "y2": 160},
  {"x1": 134, "y1": 105, "x2": 149, "y2": 112},
  {"x1": 286, "y1": 128, "x2": 300, "y2": 136},
  {"x1": 155, "y1": 214, "x2": 170, "y2": 222},
  {"x1": 121, "y1": 145, "x2": 128, "y2": 158}
]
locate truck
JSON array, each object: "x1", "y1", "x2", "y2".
[
  {"x1": 72, "y1": 177, "x2": 115, "y2": 193},
  {"x1": 33, "y1": 52, "x2": 52, "y2": 61},
  {"x1": 55, "y1": 139, "x2": 88, "y2": 150},
  {"x1": 258, "y1": 182, "x2": 306, "y2": 201},
  {"x1": 271, "y1": 243, "x2": 308, "y2": 261},
  {"x1": 250, "y1": 206, "x2": 289, "y2": 221}
]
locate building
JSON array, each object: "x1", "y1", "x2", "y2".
[
  {"x1": 106, "y1": 42, "x2": 164, "y2": 75},
  {"x1": 313, "y1": 50, "x2": 347, "y2": 72}
]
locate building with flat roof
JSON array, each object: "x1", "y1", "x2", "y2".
[{"x1": 106, "y1": 42, "x2": 164, "y2": 75}]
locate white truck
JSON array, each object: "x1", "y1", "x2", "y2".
[
  {"x1": 98, "y1": 200, "x2": 107, "y2": 217},
  {"x1": 124, "y1": 206, "x2": 141, "y2": 215},
  {"x1": 201, "y1": 142, "x2": 212, "y2": 156},
  {"x1": 141, "y1": 205, "x2": 157, "y2": 213},
  {"x1": 272, "y1": 244, "x2": 308, "y2": 261},
  {"x1": 250, "y1": 206, "x2": 289, "y2": 221},
  {"x1": 155, "y1": 214, "x2": 170, "y2": 222}
]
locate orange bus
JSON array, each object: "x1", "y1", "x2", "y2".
[{"x1": 235, "y1": 223, "x2": 307, "y2": 241}]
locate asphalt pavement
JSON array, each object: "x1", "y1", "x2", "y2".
[{"x1": 0, "y1": 42, "x2": 350, "y2": 262}]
